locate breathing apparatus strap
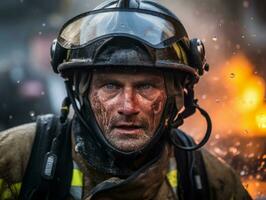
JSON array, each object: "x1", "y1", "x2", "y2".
[
  {"x1": 174, "y1": 129, "x2": 210, "y2": 200},
  {"x1": 64, "y1": 80, "x2": 100, "y2": 144},
  {"x1": 19, "y1": 114, "x2": 73, "y2": 200}
]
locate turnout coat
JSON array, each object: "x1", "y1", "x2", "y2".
[{"x1": 0, "y1": 123, "x2": 251, "y2": 200}]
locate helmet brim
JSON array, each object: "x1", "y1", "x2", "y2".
[{"x1": 58, "y1": 60, "x2": 199, "y2": 83}]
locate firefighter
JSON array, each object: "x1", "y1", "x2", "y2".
[{"x1": 0, "y1": 0, "x2": 251, "y2": 199}]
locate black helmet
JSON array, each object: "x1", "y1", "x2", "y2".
[
  {"x1": 51, "y1": 0, "x2": 211, "y2": 175},
  {"x1": 51, "y1": 0, "x2": 208, "y2": 80}
]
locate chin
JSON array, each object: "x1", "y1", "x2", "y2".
[{"x1": 111, "y1": 139, "x2": 148, "y2": 152}]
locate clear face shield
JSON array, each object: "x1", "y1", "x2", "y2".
[{"x1": 58, "y1": 9, "x2": 188, "y2": 49}]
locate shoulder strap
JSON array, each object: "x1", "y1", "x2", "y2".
[
  {"x1": 19, "y1": 114, "x2": 73, "y2": 200},
  {"x1": 173, "y1": 129, "x2": 210, "y2": 200}
]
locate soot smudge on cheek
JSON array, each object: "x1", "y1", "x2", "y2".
[
  {"x1": 89, "y1": 91, "x2": 110, "y2": 134},
  {"x1": 151, "y1": 94, "x2": 166, "y2": 115}
]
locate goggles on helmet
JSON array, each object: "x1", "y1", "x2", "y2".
[
  {"x1": 58, "y1": 8, "x2": 188, "y2": 49},
  {"x1": 52, "y1": 8, "x2": 200, "y2": 85}
]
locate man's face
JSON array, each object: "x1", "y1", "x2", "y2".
[{"x1": 89, "y1": 69, "x2": 167, "y2": 152}]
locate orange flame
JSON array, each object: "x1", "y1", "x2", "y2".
[
  {"x1": 221, "y1": 54, "x2": 266, "y2": 136},
  {"x1": 181, "y1": 53, "x2": 266, "y2": 139},
  {"x1": 256, "y1": 114, "x2": 266, "y2": 129},
  {"x1": 256, "y1": 107, "x2": 266, "y2": 130},
  {"x1": 243, "y1": 180, "x2": 266, "y2": 199}
]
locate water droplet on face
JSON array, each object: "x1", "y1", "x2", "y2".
[
  {"x1": 17, "y1": 80, "x2": 20, "y2": 84},
  {"x1": 42, "y1": 23, "x2": 46, "y2": 27}
]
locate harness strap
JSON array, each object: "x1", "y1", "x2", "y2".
[
  {"x1": 18, "y1": 114, "x2": 73, "y2": 200},
  {"x1": 173, "y1": 129, "x2": 210, "y2": 200}
]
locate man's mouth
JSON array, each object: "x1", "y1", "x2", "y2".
[
  {"x1": 116, "y1": 125, "x2": 141, "y2": 130},
  {"x1": 113, "y1": 124, "x2": 143, "y2": 134}
]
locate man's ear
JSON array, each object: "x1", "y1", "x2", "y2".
[{"x1": 163, "y1": 71, "x2": 184, "y2": 112}]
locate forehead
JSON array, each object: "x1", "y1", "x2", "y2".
[{"x1": 91, "y1": 68, "x2": 164, "y2": 82}]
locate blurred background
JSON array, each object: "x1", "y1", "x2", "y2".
[{"x1": 0, "y1": 0, "x2": 265, "y2": 199}]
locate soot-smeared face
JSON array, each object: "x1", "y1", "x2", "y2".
[{"x1": 89, "y1": 69, "x2": 167, "y2": 152}]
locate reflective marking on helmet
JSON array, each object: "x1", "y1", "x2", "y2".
[
  {"x1": 179, "y1": 44, "x2": 188, "y2": 65},
  {"x1": 173, "y1": 43, "x2": 182, "y2": 61},
  {"x1": 172, "y1": 43, "x2": 188, "y2": 65},
  {"x1": 0, "y1": 179, "x2": 21, "y2": 199}
]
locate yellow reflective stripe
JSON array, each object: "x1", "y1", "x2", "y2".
[
  {"x1": 173, "y1": 43, "x2": 188, "y2": 65},
  {"x1": 180, "y1": 45, "x2": 188, "y2": 65},
  {"x1": 173, "y1": 43, "x2": 182, "y2": 61},
  {"x1": 167, "y1": 169, "x2": 178, "y2": 188},
  {"x1": 0, "y1": 179, "x2": 21, "y2": 199},
  {"x1": 71, "y1": 169, "x2": 83, "y2": 187}
]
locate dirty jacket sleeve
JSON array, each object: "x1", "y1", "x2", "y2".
[
  {"x1": 0, "y1": 123, "x2": 36, "y2": 199},
  {"x1": 201, "y1": 149, "x2": 252, "y2": 200}
]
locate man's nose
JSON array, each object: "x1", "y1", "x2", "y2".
[{"x1": 118, "y1": 88, "x2": 139, "y2": 116}]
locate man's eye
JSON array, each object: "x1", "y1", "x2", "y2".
[
  {"x1": 103, "y1": 83, "x2": 119, "y2": 90},
  {"x1": 138, "y1": 84, "x2": 153, "y2": 90}
]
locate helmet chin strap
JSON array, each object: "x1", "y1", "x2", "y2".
[
  {"x1": 66, "y1": 75, "x2": 211, "y2": 154},
  {"x1": 64, "y1": 80, "x2": 100, "y2": 146},
  {"x1": 169, "y1": 87, "x2": 212, "y2": 151}
]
